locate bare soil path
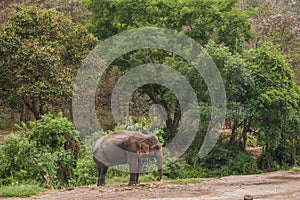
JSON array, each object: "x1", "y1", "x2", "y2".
[{"x1": 2, "y1": 171, "x2": 300, "y2": 200}]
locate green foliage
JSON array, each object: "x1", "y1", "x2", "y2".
[
  {"x1": 114, "y1": 117, "x2": 150, "y2": 133},
  {"x1": 0, "y1": 1, "x2": 299, "y2": 190},
  {"x1": 291, "y1": 166, "x2": 300, "y2": 172},
  {"x1": 0, "y1": 113, "x2": 80, "y2": 188},
  {"x1": 19, "y1": 113, "x2": 80, "y2": 152},
  {"x1": 244, "y1": 0, "x2": 300, "y2": 83},
  {"x1": 163, "y1": 158, "x2": 192, "y2": 179},
  {"x1": 114, "y1": 116, "x2": 165, "y2": 145},
  {"x1": 198, "y1": 140, "x2": 260, "y2": 177},
  {"x1": 72, "y1": 152, "x2": 97, "y2": 186},
  {"x1": 246, "y1": 137, "x2": 258, "y2": 147},
  {"x1": 0, "y1": 133, "x2": 39, "y2": 185},
  {"x1": 257, "y1": 151, "x2": 280, "y2": 171},
  {"x1": 86, "y1": 0, "x2": 253, "y2": 51},
  {"x1": 136, "y1": 174, "x2": 157, "y2": 182},
  {"x1": 0, "y1": 5, "x2": 98, "y2": 119},
  {"x1": 184, "y1": 136, "x2": 260, "y2": 179},
  {"x1": 0, "y1": 0, "x2": 88, "y2": 24},
  {"x1": 105, "y1": 173, "x2": 129, "y2": 184},
  {"x1": 244, "y1": 43, "x2": 300, "y2": 169},
  {"x1": 184, "y1": 102, "x2": 211, "y2": 165},
  {"x1": 202, "y1": 41, "x2": 300, "y2": 172},
  {"x1": 84, "y1": 0, "x2": 254, "y2": 153},
  {"x1": 162, "y1": 140, "x2": 260, "y2": 179},
  {"x1": 0, "y1": 184, "x2": 45, "y2": 197}
]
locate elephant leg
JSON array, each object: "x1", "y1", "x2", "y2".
[
  {"x1": 128, "y1": 156, "x2": 139, "y2": 185},
  {"x1": 135, "y1": 158, "x2": 142, "y2": 183},
  {"x1": 98, "y1": 162, "x2": 108, "y2": 186},
  {"x1": 97, "y1": 169, "x2": 101, "y2": 186}
]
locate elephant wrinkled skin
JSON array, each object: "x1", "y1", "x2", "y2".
[{"x1": 91, "y1": 130, "x2": 163, "y2": 186}]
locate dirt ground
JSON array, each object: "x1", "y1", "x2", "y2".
[{"x1": 2, "y1": 170, "x2": 299, "y2": 200}]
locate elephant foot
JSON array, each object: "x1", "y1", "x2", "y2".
[
  {"x1": 128, "y1": 181, "x2": 139, "y2": 186},
  {"x1": 97, "y1": 180, "x2": 105, "y2": 186}
]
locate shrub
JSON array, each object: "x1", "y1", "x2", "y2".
[
  {"x1": 21, "y1": 113, "x2": 80, "y2": 156},
  {"x1": 197, "y1": 142, "x2": 260, "y2": 177},
  {"x1": 246, "y1": 137, "x2": 258, "y2": 147},
  {"x1": 0, "y1": 113, "x2": 80, "y2": 188},
  {"x1": 0, "y1": 133, "x2": 39, "y2": 185},
  {"x1": 72, "y1": 152, "x2": 98, "y2": 186},
  {"x1": 257, "y1": 151, "x2": 280, "y2": 171},
  {"x1": 113, "y1": 116, "x2": 165, "y2": 144}
]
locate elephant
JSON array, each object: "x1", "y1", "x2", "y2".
[{"x1": 91, "y1": 130, "x2": 163, "y2": 186}]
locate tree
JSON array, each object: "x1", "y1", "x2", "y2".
[
  {"x1": 0, "y1": 6, "x2": 98, "y2": 120},
  {"x1": 0, "y1": 0, "x2": 88, "y2": 24},
  {"x1": 242, "y1": 42, "x2": 300, "y2": 168},
  {"x1": 203, "y1": 40, "x2": 299, "y2": 161},
  {"x1": 85, "y1": 0, "x2": 254, "y2": 51},
  {"x1": 85, "y1": 0, "x2": 254, "y2": 135},
  {"x1": 204, "y1": 40, "x2": 255, "y2": 148},
  {"x1": 240, "y1": 0, "x2": 300, "y2": 84}
]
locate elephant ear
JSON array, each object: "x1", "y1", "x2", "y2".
[
  {"x1": 137, "y1": 139, "x2": 150, "y2": 155},
  {"x1": 148, "y1": 135, "x2": 161, "y2": 150}
]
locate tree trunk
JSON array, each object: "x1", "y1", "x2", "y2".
[
  {"x1": 25, "y1": 100, "x2": 41, "y2": 120},
  {"x1": 69, "y1": 101, "x2": 73, "y2": 122},
  {"x1": 10, "y1": 109, "x2": 14, "y2": 122},
  {"x1": 20, "y1": 104, "x2": 25, "y2": 122},
  {"x1": 166, "y1": 101, "x2": 181, "y2": 133},
  {"x1": 229, "y1": 119, "x2": 237, "y2": 144}
]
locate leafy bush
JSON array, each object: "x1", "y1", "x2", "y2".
[
  {"x1": 257, "y1": 133, "x2": 300, "y2": 171},
  {"x1": 0, "y1": 113, "x2": 80, "y2": 188},
  {"x1": 114, "y1": 116, "x2": 165, "y2": 144},
  {"x1": 72, "y1": 152, "x2": 97, "y2": 186},
  {"x1": 20, "y1": 113, "x2": 80, "y2": 156},
  {"x1": 257, "y1": 151, "x2": 279, "y2": 171},
  {"x1": 163, "y1": 160, "x2": 190, "y2": 179},
  {"x1": 114, "y1": 117, "x2": 149, "y2": 133},
  {"x1": 291, "y1": 166, "x2": 300, "y2": 172},
  {"x1": 0, "y1": 133, "x2": 39, "y2": 185},
  {"x1": 197, "y1": 141, "x2": 260, "y2": 177},
  {"x1": 246, "y1": 137, "x2": 258, "y2": 147}
]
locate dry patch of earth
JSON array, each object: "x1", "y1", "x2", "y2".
[{"x1": 2, "y1": 171, "x2": 300, "y2": 200}]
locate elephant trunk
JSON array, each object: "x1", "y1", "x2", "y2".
[{"x1": 156, "y1": 147, "x2": 163, "y2": 181}]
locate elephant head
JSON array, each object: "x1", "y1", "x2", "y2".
[
  {"x1": 136, "y1": 135, "x2": 161, "y2": 154},
  {"x1": 131, "y1": 134, "x2": 163, "y2": 181}
]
